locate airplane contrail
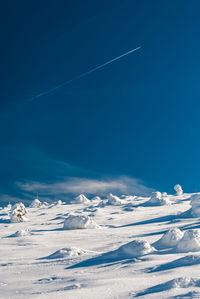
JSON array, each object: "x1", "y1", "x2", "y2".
[{"x1": 31, "y1": 46, "x2": 141, "y2": 101}]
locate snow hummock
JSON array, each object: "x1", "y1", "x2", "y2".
[
  {"x1": 153, "y1": 228, "x2": 184, "y2": 249},
  {"x1": 73, "y1": 194, "x2": 90, "y2": 204},
  {"x1": 106, "y1": 193, "x2": 122, "y2": 205},
  {"x1": 190, "y1": 193, "x2": 200, "y2": 217},
  {"x1": 136, "y1": 277, "x2": 200, "y2": 297},
  {"x1": 176, "y1": 229, "x2": 200, "y2": 252},
  {"x1": 63, "y1": 214, "x2": 101, "y2": 230},
  {"x1": 10, "y1": 228, "x2": 31, "y2": 237},
  {"x1": 146, "y1": 191, "x2": 171, "y2": 206},
  {"x1": 30, "y1": 198, "x2": 41, "y2": 208},
  {"x1": 91, "y1": 196, "x2": 101, "y2": 202},
  {"x1": 174, "y1": 184, "x2": 183, "y2": 196},
  {"x1": 115, "y1": 239, "x2": 155, "y2": 258},
  {"x1": 43, "y1": 247, "x2": 87, "y2": 259},
  {"x1": 9, "y1": 202, "x2": 28, "y2": 223}
]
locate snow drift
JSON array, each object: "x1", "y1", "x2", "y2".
[{"x1": 63, "y1": 214, "x2": 100, "y2": 230}]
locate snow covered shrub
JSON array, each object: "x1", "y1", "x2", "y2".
[
  {"x1": 116, "y1": 239, "x2": 155, "y2": 258},
  {"x1": 107, "y1": 193, "x2": 122, "y2": 205},
  {"x1": 190, "y1": 193, "x2": 200, "y2": 217},
  {"x1": 176, "y1": 229, "x2": 200, "y2": 252},
  {"x1": 30, "y1": 198, "x2": 41, "y2": 208},
  {"x1": 147, "y1": 191, "x2": 171, "y2": 206},
  {"x1": 63, "y1": 214, "x2": 100, "y2": 230},
  {"x1": 9, "y1": 203, "x2": 28, "y2": 223},
  {"x1": 153, "y1": 228, "x2": 184, "y2": 249},
  {"x1": 174, "y1": 184, "x2": 183, "y2": 196},
  {"x1": 73, "y1": 194, "x2": 90, "y2": 204}
]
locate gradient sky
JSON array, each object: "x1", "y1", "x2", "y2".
[{"x1": 1, "y1": 0, "x2": 200, "y2": 201}]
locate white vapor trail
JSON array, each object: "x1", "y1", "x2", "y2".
[{"x1": 31, "y1": 46, "x2": 141, "y2": 100}]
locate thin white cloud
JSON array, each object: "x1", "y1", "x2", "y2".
[{"x1": 17, "y1": 176, "x2": 153, "y2": 197}]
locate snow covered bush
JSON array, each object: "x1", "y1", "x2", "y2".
[
  {"x1": 63, "y1": 214, "x2": 100, "y2": 230},
  {"x1": 107, "y1": 193, "x2": 122, "y2": 205},
  {"x1": 116, "y1": 239, "x2": 155, "y2": 258},
  {"x1": 30, "y1": 198, "x2": 41, "y2": 208},
  {"x1": 73, "y1": 194, "x2": 90, "y2": 204},
  {"x1": 190, "y1": 193, "x2": 200, "y2": 217},
  {"x1": 153, "y1": 228, "x2": 184, "y2": 249},
  {"x1": 176, "y1": 229, "x2": 200, "y2": 252},
  {"x1": 9, "y1": 202, "x2": 28, "y2": 223},
  {"x1": 146, "y1": 191, "x2": 171, "y2": 206},
  {"x1": 174, "y1": 184, "x2": 183, "y2": 196}
]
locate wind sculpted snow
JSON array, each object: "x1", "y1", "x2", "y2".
[{"x1": 1, "y1": 189, "x2": 200, "y2": 298}]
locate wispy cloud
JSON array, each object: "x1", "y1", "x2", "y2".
[{"x1": 17, "y1": 176, "x2": 153, "y2": 198}]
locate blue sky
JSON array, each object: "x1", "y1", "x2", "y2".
[{"x1": 1, "y1": 0, "x2": 200, "y2": 202}]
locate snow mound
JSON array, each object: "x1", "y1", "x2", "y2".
[
  {"x1": 63, "y1": 214, "x2": 101, "y2": 230},
  {"x1": 10, "y1": 228, "x2": 31, "y2": 237},
  {"x1": 136, "y1": 277, "x2": 200, "y2": 297},
  {"x1": 190, "y1": 193, "x2": 200, "y2": 217},
  {"x1": 107, "y1": 193, "x2": 122, "y2": 205},
  {"x1": 57, "y1": 200, "x2": 63, "y2": 205},
  {"x1": 153, "y1": 228, "x2": 184, "y2": 249},
  {"x1": 174, "y1": 184, "x2": 183, "y2": 196},
  {"x1": 9, "y1": 202, "x2": 28, "y2": 223},
  {"x1": 146, "y1": 191, "x2": 171, "y2": 206},
  {"x1": 91, "y1": 196, "x2": 101, "y2": 201},
  {"x1": 73, "y1": 194, "x2": 90, "y2": 204},
  {"x1": 176, "y1": 229, "x2": 200, "y2": 252},
  {"x1": 150, "y1": 254, "x2": 200, "y2": 273},
  {"x1": 116, "y1": 239, "x2": 155, "y2": 258},
  {"x1": 44, "y1": 247, "x2": 87, "y2": 259},
  {"x1": 30, "y1": 198, "x2": 41, "y2": 208}
]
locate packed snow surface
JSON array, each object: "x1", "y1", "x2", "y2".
[{"x1": 1, "y1": 188, "x2": 200, "y2": 298}]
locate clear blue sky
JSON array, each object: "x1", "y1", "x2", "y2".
[{"x1": 1, "y1": 0, "x2": 200, "y2": 201}]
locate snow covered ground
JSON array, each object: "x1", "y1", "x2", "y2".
[{"x1": 1, "y1": 190, "x2": 200, "y2": 298}]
